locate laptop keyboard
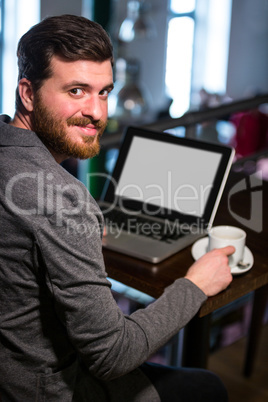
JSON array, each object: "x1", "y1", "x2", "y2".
[{"x1": 101, "y1": 207, "x2": 186, "y2": 243}]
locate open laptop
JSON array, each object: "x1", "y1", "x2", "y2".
[{"x1": 99, "y1": 126, "x2": 235, "y2": 263}]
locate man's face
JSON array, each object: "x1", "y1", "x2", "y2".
[{"x1": 31, "y1": 56, "x2": 114, "y2": 161}]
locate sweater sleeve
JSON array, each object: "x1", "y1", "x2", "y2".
[{"x1": 34, "y1": 189, "x2": 207, "y2": 381}]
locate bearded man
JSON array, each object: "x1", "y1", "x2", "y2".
[{"x1": 0, "y1": 14, "x2": 233, "y2": 401}]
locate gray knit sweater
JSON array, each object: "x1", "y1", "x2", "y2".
[{"x1": 0, "y1": 115, "x2": 207, "y2": 401}]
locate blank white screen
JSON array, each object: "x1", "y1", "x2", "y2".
[{"x1": 115, "y1": 137, "x2": 222, "y2": 217}]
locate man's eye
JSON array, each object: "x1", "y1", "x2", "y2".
[
  {"x1": 100, "y1": 89, "x2": 109, "y2": 98},
  {"x1": 70, "y1": 88, "x2": 83, "y2": 96}
]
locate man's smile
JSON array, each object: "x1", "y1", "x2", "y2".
[
  {"x1": 67, "y1": 117, "x2": 100, "y2": 137},
  {"x1": 74, "y1": 124, "x2": 98, "y2": 137}
]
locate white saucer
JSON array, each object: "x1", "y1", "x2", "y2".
[{"x1": 191, "y1": 237, "x2": 254, "y2": 275}]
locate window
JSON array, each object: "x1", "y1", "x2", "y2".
[
  {"x1": 1, "y1": 0, "x2": 40, "y2": 116},
  {"x1": 165, "y1": 0, "x2": 232, "y2": 118},
  {"x1": 165, "y1": 1, "x2": 196, "y2": 118}
]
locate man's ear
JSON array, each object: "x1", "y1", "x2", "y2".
[{"x1": 18, "y1": 78, "x2": 35, "y2": 112}]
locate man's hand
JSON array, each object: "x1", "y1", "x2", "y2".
[{"x1": 185, "y1": 246, "x2": 235, "y2": 297}]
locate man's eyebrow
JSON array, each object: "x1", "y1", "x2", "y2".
[
  {"x1": 102, "y1": 83, "x2": 114, "y2": 92},
  {"x1": 63, "y1": 81, "x2": 114, "y2": 91}
]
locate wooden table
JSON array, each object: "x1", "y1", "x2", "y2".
[{"x1": 103, "y1": 152, "x2": 268, "y2": 374}]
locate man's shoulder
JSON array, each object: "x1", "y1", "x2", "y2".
[
  {"x1": 0, "y1": 114, "x2": 46, "y2": 150},
  {"x1": 0, "y1": 114, "x2": 12, "y2": 124}
]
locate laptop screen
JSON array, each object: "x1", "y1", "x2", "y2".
[
  {"x1": 115, "y1": 136, "x2": 222, "y2": 218},
  {"x1": 102, "y1": 126, "x2": 234, "y2": 227}
]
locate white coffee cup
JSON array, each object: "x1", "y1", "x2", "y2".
[{"x1": 208, "y1": 225, "x2": 246, "y2": 268}]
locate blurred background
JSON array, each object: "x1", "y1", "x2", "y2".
[
  {"x1": 1, "y1": 0, "x2": 267, "y2": 121},
  {"x1": 1, "y1": 0, "x2": 267, "y2": 193}
]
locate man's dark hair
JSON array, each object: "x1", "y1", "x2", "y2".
[{"x1": 15, "y1": 14, "x2": 114, "y2": 110}]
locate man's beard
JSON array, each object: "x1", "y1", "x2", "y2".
[{"x1": 32, "y1": 94, "x2": 107, "y2": 160}]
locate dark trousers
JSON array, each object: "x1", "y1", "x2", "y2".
[{"x1": 140, "y1": 362, "x2": 228, "y2": 402}]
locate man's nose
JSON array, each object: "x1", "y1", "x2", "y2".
[{"x1": 82, "y1": 96, "x2": 103, "y2": 121}]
